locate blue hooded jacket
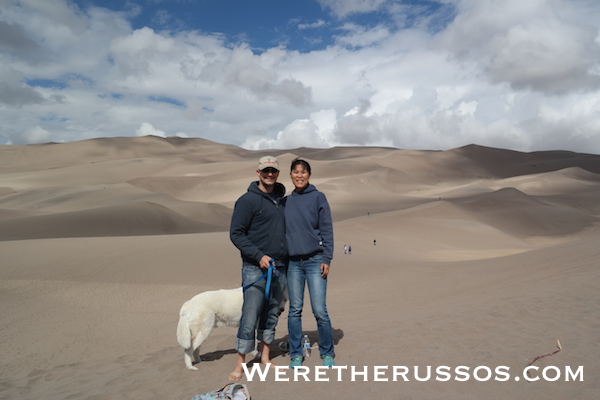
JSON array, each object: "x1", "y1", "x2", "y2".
[
  {"x1": 284, "y1": 184, "x2": 334, "y2": 265},
  {"x1": 230, "y1": 181, "x2": 288, "y2": 266}
]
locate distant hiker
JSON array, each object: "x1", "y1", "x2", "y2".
[
  {"x1": 373, "y1": 239, "x2": 376, "y2": 246},
  {"x1": 348, "y1": 245, "x2": 352, "y2": 255},
  {"x1": 344, "y1": 244, "x2": 347, "y2": 254}
]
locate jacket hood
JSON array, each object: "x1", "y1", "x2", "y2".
[
  {"x1": 248, "y1": 181, "x2": 286, "y2": 198},
  {"x1": 292, "y1": 184, "x2": 317, "y2": 195}
]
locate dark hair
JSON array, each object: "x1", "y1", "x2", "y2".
[{"x1": 290, "y1": 158, "x2": 311, "y2": 174}]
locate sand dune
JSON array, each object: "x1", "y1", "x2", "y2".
[
  {"x1": 0, "y1": 201, "x2": 222, "y2": 241},
  {"x1": 452, "y1": 187, "x2": 598, "y2": 237},
  {"x1": 451, "y1": 144, "x2": 600, "y2": 177},
  {"x1": 1, "y1": 136, "x2": 599, "y2": 399}
]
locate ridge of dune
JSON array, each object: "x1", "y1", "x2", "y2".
[
  {"x1": 453, "y1": 187, "x2": 598, "y2": 237},
  {"x1": 491, "y1": 166, "x2": 600, "y2": 195},
  {"x1": 375, "y1": 149, "x2": 493, "y2": 184},
  {"x1": 0, "y1": 201, "x2": 220, "y2": 241},
  {"x1": 0, "y1": 136, "x2": 247, "y2": 173},
  {"x1": 282, "y1": 145, "x2": 399, "y2": 161},
  {"x1": 127, "y1": 175, "x2": 245, "y2": 204},
  {"x1": 451, "y1": 144, "x2": 600, "y2": 178},
  {"x1": 0, "y1": 182, "x2": 234, "y2": 229}
]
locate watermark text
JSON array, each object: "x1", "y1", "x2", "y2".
[{"x1": 242, "y1": 364, "x2": 584, "y2": 382}]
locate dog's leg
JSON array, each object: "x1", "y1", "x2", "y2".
[
  {"x1": 187, "y1": 313, "x2": 215, "y2": 370},
  {"x1": 178, "y1": 312, "x2": 199, "y2": 370},
  {"x1": 184, "y1": 347, "x2": 198, "y2": 370}
]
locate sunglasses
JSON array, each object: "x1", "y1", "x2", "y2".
[{"x1": 261, "y1": 168, "x2": 279, "y2": 174}]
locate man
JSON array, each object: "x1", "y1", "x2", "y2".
[{"x1": 228, "y1": 155, "x2": 288, "y2": 381}]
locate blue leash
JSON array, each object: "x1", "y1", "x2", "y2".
[{"x1": 242, "y1": 258, "x2": 275, "y2": 300}]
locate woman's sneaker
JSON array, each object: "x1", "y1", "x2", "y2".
[
  {"x1": 322, "y1": 355, "x2": 335, "y2": 367},
  {"x1": 289, "y1": 356, "x2": 303, "y2": 368}
]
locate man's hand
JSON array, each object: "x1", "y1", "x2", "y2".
[{"x1": 259, "y1": 255, "x2": 273, "y2": 269}]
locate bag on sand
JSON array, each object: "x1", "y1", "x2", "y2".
[{"x1": 191, "y1": 383, "x2": 250, "y2": 400}]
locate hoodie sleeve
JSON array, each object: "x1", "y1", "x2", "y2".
[
  {"x1": 230, "y1": 195, "x2": 264, "y2": 263},
  {"x1": 318, "y1": 192, "x2": 334, "y2": 265}
]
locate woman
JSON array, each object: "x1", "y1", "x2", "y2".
[{"x1": 284, "y1": 158, "x2": 335, "y2": 368}]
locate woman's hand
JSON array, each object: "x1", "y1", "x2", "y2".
[{"x1": 320, "y1": 263, "x2": 330, "y2": 278}]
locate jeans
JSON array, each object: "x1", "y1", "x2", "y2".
[
  {"x1": 236, "y1": 262, "x2": 287, "y2": 355},
  {"x1": 287, "y1": 254, "x2": 334, "y2": 358}
]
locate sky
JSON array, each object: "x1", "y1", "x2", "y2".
[{"x1": 2, "y1": 0, "x2": 600, "y2": 153}]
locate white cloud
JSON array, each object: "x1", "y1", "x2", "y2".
[
  {"x1": 16, "y1": 126, "x2": 53, "y2": 145},
  {"x1": 298, "y1": 19, "x2": 327, "y2": 30},
  {"x1": 0, "y1": 65, "x2": 45, "y2": 106},
  {"x1": 317, "y1": 0, "x2": 388, "y2": 19},
  {"x1": 136, "y1": 122, "x2": 166, "y2": 137},
  {"x1": 334, "y1": 23, "x2": 391, "y2": 48},
  {"x1": 1, "y1": 0, "x2": 600, "y2": 154},
  {"x1": 244, "y1": 109, "x2": 337, "y2": 149},
  {"x1": 435, "y1": 0, "x2": 600, "y2": 94},
  {"x1": 196, "y1": 45, "x2": 312, "y2": 106}
]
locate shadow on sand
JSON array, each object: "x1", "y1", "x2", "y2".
[{"x1": 196, "y1": 328, "x2": 344, "y2": 367}]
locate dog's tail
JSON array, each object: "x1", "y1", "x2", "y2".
[{"x1": 176, "y1": 311, "x2": 192, "y2": 349}]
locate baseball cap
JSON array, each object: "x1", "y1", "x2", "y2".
[{"x1": 258, "y1": 156, "x2": 279, "y2": 171}]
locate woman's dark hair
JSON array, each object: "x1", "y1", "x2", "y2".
[{"x1": 290, "y1": 158, "x2": 311, "y2": 174}]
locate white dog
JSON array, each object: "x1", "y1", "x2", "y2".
[{"x1": 176, "y1": 287, "x2": 287, "y2": 370}]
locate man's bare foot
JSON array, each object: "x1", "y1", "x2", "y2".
[
  {"x1": 260, "y1": 360, "x2": 276, "y2": 367},
  {"x1": 228, "y1": 352, "x2": 246, "y2": 381},
  {"x1": 259, "y1": 341, "x2": 275, "y2": 367},
  {"x1": 228, "y1": 368, "x2": 243, "y2": 382}
]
